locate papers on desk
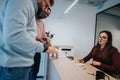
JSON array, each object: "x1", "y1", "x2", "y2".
[
  {"x1": 58, "y1": 52, "x2": 67, "y2": 59},
  {"x1": 76, "y1": 63, "x2": 86, "y2": 70},
  {"x1": 76, "y1": 63, "x2": 85, "y2": 66}
]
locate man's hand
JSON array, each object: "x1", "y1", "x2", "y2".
[
  {"x1": 35, "y1": 36, "x2": 58, "y2": 58},
  {"x1": 35, "y1": 36, "x2": 51, "y2": 46},
  {"x1": 46, "y1": 46, "x2": 58, "y2": 58},
  {"x1": 43, "y1": 38, "x2": 51, "y2": 46}
]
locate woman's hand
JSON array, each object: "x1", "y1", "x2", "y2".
[
  {"x1": 79, "y1": 59, "x2": 84, "y2": 63},
  {"x1": 92, "y1": 61, "x2": 101, "y2": 66},
  {"x1": 75, "y1": 58, "x2": 84, "y2": 63}
]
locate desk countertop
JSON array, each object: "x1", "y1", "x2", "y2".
[{"x1": 48, "y1": 54, "x2": 116, "y2": 80}]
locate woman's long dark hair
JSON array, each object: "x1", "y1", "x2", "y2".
[
  {"x1": 97, "y1": 30, "x2": 112, "y2": 47},
  {"x1": 95, "y1": 30, "x2": 113, "y2": 61}
]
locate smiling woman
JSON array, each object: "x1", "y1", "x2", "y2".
[
  {"x1": 98, "y1": 31, "x2": 110, "y2": 50},
  {"x1": 77, "y1": 30, "x2": 120, "y2": 78},
  {"x1": 94, "y1": 3, "x2": 120, "y2": 79},
  {"x1": 95, "y1": 3, "x2": 120, "y2": 51}
]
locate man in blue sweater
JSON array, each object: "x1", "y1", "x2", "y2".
[
  {"x1": 30, "y1": 0, "x2": 53, "y2": 80},
  {"x1": 0, "y1": 0, "x2": 58, "y2": 80}
]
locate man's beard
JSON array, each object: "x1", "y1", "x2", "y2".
[
  {"x1": 36, "y1": 1, "x2": 51, "y2": 19},
  {"x1": 36, "y1": 9, "x2": 50, "y2": 19}
]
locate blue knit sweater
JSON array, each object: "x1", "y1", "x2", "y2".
[{"x1": 0, "y1": 0, "x2": 44, "y2": 67}]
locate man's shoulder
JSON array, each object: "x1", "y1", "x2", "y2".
[{"x1": 8, "y1": 0, "x2": 33, "y2": 8}]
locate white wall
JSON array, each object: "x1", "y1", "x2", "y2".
[{"x1": 43, "y1": 0, "x2": 96, "y2": 58}]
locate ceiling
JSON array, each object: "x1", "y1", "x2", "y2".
[
  {"x1": 67, "y1": 0, "x2": 108, "y2": 6},
  {"x1": 65, "y1": 0, "x2": 120, "y2": 16},
  {"x1": 104, "y1": 4, "x2": 120, "y2": 17},
  {"x1": 85, "y1": 0, "x2": 120, "y2": 16},
  {"x1": 80, "y1": 0, "x2": 108, "y2": 6}
]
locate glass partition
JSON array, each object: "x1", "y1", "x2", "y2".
[{"x1": 95, "y1": 3, "x2": 120, "y2": 51}]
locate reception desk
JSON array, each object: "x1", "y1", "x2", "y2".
[{"x1": 47, "y1": 54, "x2": 116, "y2": 80}]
